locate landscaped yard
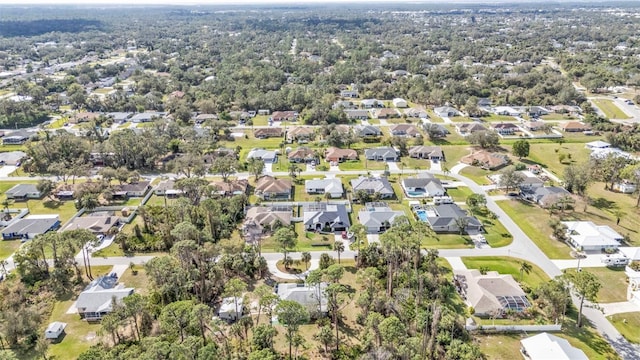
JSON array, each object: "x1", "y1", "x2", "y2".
[
  {"x1": 422, "y1": 233, "x2": 474, "y2": 249},
  {"x1": 461, "y1": 256, "x2": 549, "y2": 289},
  {"x1": 592, "y1": 98, "x2": 630, "y2": 119},
  {"x1": 566, "y1": 267, "x2": 628, "y2": 303},
  {"x1": 459, "y1": 166, "x2": 492, "y2": 185},
  {"x1": 2, "y1": 197, "x2": 78, "y2": 223},
  {"x1": 338, "y1": 156, "x2": 386, "y2": 171},
  {"x1": 608, "y1": 312, "x2": 640, "y2": 344},
  {"x1": 476, "y1": 212, "x2": 513, "y2": 248},
  {"x1": 260, "y1": 222, "x2": 334, "y2": 253},
  {"x1": 497, "y1": 199, "x2": 572, "y2": 259}
]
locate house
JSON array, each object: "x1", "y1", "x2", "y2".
[
  {"x1": 454, "y1": 269, "x2": 530, "y2": 317},
  {"x1": 423, "y1": 204, "x2": 482, "y2": 233},
  {"x1": 456, "y1": 123, "x2": 488, "y2": 135},
  {"x1": 344, "y1": 109, "x2": 370, "y2": 120},
  {"x1": 332, "y1": 101, "x2": 357, "y2": 110},
  {"x1": 404, "y1": 108, "x2": 428, "y2": 118},
  {"x1": 390, "y1": 124, "x2": 421, "y2": 137},
  {"x1": 2, "y1": 215, "x2": 60, "y2": 240},
  {"x1": 288, "y1": 147, "x2": 317, "y2": 163},
  {"x1": 517, "y1": 171, "x2": 545, "y2": 191},
  {"x1": 408, "y1": 146, "x2": 444, "y2": 161},
  {"x1": 392, "y1": 98, "x2": 408, "y2": 108},
  {"x1": 340, "y1": 90, "x2": 359, "y2": 98},
  {"x1": 351, "y1": 176, "x2": 395, "y2": 199},
  {"x1": 229, "y1": 111, "x2": 251, "y2": 121},
  {"x1": 277, "y1": 282, "x2": 328, "y2": 315},
  {"x1": 255, "y1": 176, "x2": 292, "y2": 200},
  {"x1": 478, "y1": 98, "x2": 492, "y2": 107},
  {"x1": 590, "y1": 147, "x2": 633, "y2": 161},
  {"x1": 194, "y1": 113, "x2": 218, "y2": 124},
  {"x1": 461, "y1": 151, "x2": 510, "y2": 170},
  {"x1": 324, "y1": 147, "x2": 358, "y2": 163},
  {"x1": 76, "y1": 275, "x2": 134, "y2": 320},
  {"x1": 422, "y1": 123, "x2": 449, "y2": 138},
  {"x1": 258, "y1": 109, "x2": 271, "y2": 116},
  {"x1": 527, "y1": 106, "x2": 550, "y2": 117},
  {"x1": 492, "y1": 123, "x2": 520, "y2": 135},
  {"x1": 612, "y1": 181, "x2": 637, "y2": 194},
  {"x1": 360, "y1": 99, "x2": 384, "y2": 109},
  {"x1": 305, "y1": 178, "x2": 344, "y2": 198},
  {"x1": 562, "y1": 221, "x2": 623, "y2": 252},
  {"x1": 44, "y1": 322, "x2": 67, "y2": 340},
  {"x1": 106, "y1": 112, "x2": 132, "y2": 123},
  {"x1": 402, "y1": 173, "x2": 445, "y2": 197},
  {"x1": 355, "y1": 125, "x2": 382, "y2": 138},
  {"x1": 271, "y1": 111, "x2": 298, "y2": 122},
  {"x1": 626, "y1": 265, "x2": 640, "y2": 306},
  {"x1": 2, "y1": 130, "x2": 33, "y2": 145},
  {"x1": 521, "y1": 186, "x2": 571, "y2": 207},
  {"x1": 376, "y1": 108, "x2": 399, "y2": 119},
  {"x1": 210, "y1": 179, "x2": 249, "y2": 197},
  {"x1": 113, "y1": 181, "x2": 151, "y2": 198},
  {"x1": 218, "y1": 297, "x2": 244, "y2": 322},
  {"x1": 61, "y1": 216, "x2": 120, "y2": 235},
  {"x1": 5, "y1": 184, "x2": 42, "y2": 200},
  {"x1": 303, "y1": 203, "x2": 350, "y2": 232},
  {"x1": 523, "y1": 121, "x2": 547, "y2": 131},
  {"x1": 243, "y1": 206, "x2": 292, "y2": 235},
  {"x1": 130, "y1": 112, "x2": 163, "y2": 123},
  {"x1": 0, "y1": 151, "x2": 26, "y2": 165},
  {"x1": 357, "y1": 202, "x2": 405, "y2": 233},
  {"x1": 254, "y1": 128, "x2": 283, "y2": 139},
  {"x1": 364, "y1": 147, "x2": 399, "y2": 161},
  {"x1": 520, "y1": 332, "x2": 588, "y2": 360},
  {"x1": 559, "y1": 121, "x2": 591, "y2": 132},
  {"x1": 585, "y1": 140, "x2": 611, "y2": 150},
  {"x1": 154, "y1": 180, "x2": 183, "y2": 198},
  {"x1": 434, "y1": 106, "x2": 460, "y2": 118},
  {"x1": 493, "y1": 106, "x2": 521, "y2": 117},
  {"x1": 247, "y1": 148, "x2": 278, "y2": 163},
  {"x1": 287, "y1": 126, "x2": 316, "y2": 142}
]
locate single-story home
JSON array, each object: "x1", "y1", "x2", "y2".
[
  {"x1": 390, "y1": 124, "x2": 421, "y2": 137},
  {"x1": 254, "y1": 128, "x2": 283, "y2": 139},
  {"x1": 271, "y1": 111, "x2": 298, "y2": 122},
  {"x1": 0, "y1": 151, "x2": 26, "y2": 166},
  {"x1": 393, "y1": 98, "x2": 408, "y2": 108},
  {"x1": 526, "y1": 106, "x2": 550, "y2": 116},
  {"x1": 402, "y1": 173, "x2": 445, "y2": 197},
  {"x1": 351, "y1": 176, "x2": 395, "y2": 199},
  {"x1": 61, "y1": 215, "x2": 120, "y2": 235},
  {"x1": 590, "y1": 147, "x2": 634, "y2": 161},
  {"x1": 521, "y1": 186, "x2": 571, "y2": 208},
  {"x1": 562, "y1": 221, "x2": 623, "y2": 252},
  {"x1": 423, "y1": 204, "x2": 482, "y2": 234},
  {"x1": 357, "y1": 202, "x2": 405, "y2": 233},
  {"x1": 106, "y1": 112, "x2": 132, "y2": 123},
  {"x1": 493, "y1": 106, "x2": 521, "y2": 117},
  {"x1": 2, "y1": 215, "x2": 60, "y2": 240},
  {"x1": 585, "y1": 140, "x2": 611, "y2": 150},
  {"x1": 454, "y1": 269, "x2": 530, "y2": 318},
  {"x1": 456, "y1": 123, "x2": 488, "y2": 135},
  {"x1": 612, "y1": 181, "x2": 637, "y2": 194},
  {"x1": 360, "y1": 99, "x2": 384, "y2": 109},
  {"x1": 242, "y1": 206, "x2": 292, "y2": 236},
  {"x1": 520, "y1": 333, "x2": 588, "y2": 360},
  {"x1": 325, "y1": 147, "x2": 358, "y2": 163},
  {"x1": 303, "y1": 203, "x2": 350, "y2": 232},
  {"x1": 408, "y1": 146, "x2": 444, "y2": 160},
  {"x1": 364, "y1": 147, "x2": 399, "y2": 161},
  {"x1": 355, "y1": 125, "x2": 382, "y2": 138},
  {"x1": 376, "y1": 108, "x2": 400, "y2": 119},
  {"x1": 288, "y1": 147, "x2": 317, "y2": 163},
  {"x1": 2, "y1": 130, "x2": 33, "y2": 145},
  {"x1": 154, "y1": 180, "x2": 183, "y2": 198},
  {"x1": 344, "y1": 109, "x2": 370, "y2": 120},
  {"x1": 422, "y1": 123, "x2": 449, "y2": 138},
  {"x1": 434, "y1": 106, "x2": 460, "y2": 118},
  {"x1": 559, "y1": 121, "x2": 591, "y2": 132},
  {"x1": 305, "y1": 178, "x2": 344, "y2": 198},
  {"x1": 287, "y1": 126, "x2": 316, "y2": 142},
  {"x1": 218, "y1": 297, "x2": 244, "y2": 322},
  {"x1": 44, "y1": 322, "x2": 67, "y2": 340},
  {"x1": 461, "y1": 151, "x2": 510, "y2": 170},
  {"x1": 5, "y1": 183, "x2": 42, "y2": 200},
  {"x1": 492, "y1": 123, "x2": 520, "y2": 135},
  {"x1": 76, "y1": 275, "x2": 134, "y2": 320},
  {"x1": 113, "y1": 181, "x2": 151, "y2": 198},
  {"x1": 210, "y1": 179, "x2": 249, "y2": 197},
  {"x1": 523, "y1": 120, "x2": 547, "y2": 131},
  {"x1": 254, "y1": 176, "x2": 292, "y2": 200},
  {"x1": 247, "y1": 148, "x2": 278, "y2": 163},
  {"x1": 404, "y1": 108, "x2": 428, "y2": 118},
  {"x1": 277, "y1": 282, "x2": 328, "y2": 315},
  {"x1": 130, "y1": 112, "x2": 164, "y2": 123},
  {"x1": 333, "y1": 101, "x2": 357, "y2": 110},
  {"x1": 340, "y1": 90, "x2": 358, "y2": 98}
]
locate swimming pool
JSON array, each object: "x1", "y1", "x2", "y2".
[
  {"x1": 407, "y1": 190, "x2": 426, "y2": 197},
  {"x1": 415, "y1": 209, "x2": 428, "y2": 222}
]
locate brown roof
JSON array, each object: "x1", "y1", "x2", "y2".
[
  {"x1": 325, "y1": 147, "x2": 358, "y2": 161},
  {"x1": 377, "y1": 108, "x2": 399, "y2": 118},
  {"x1": 288, "y1": 147, "x2": 316, "y2": 160},
  {"x1": 390, "y1": 124, "x2": 420, "y2": 135},
  {"x1": 560, "y1": 122, "x2": 591, "y2": 131},
  {"x1": 461, "y1": 150, "x2": 509, "y2": 170},
  {"x1": 244, "y1": 206, "x2": 292, "y2": 232},
  {"x1": 255, "y1": 176, "x2": 292, "y2": 194},
  {"x1": 492, "y1": 123, "x2": 519, "y2": 130},
  {"x1": 457, "y1": 123, "x2": 488, "y2": 133},
  {"x1": 254, "y1": 128, "x2": 283, "y2": 137},
  {"x1": 288, "y1": 126, "x2": 315, "y2": 138},
  {"x1": 272, "y1": 111, "x2": 297, "y2": 121},
  {"x1": 210, "y1": 179, "x2": 248, "y2": 195}
]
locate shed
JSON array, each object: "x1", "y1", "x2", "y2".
[
  {"x1": 45, "y1": 322, "x2": 67, "y2": 339},
  {"x1": 218, "y1": 297, "x2": 244, "y2": 322}
]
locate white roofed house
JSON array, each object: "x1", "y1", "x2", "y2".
[
  {"x1": 218, "y1": 297, "x2": 244, "y2": 322},
  {"x1": 520, "y1": 332, "x2": 588, "y2": 360},
  {"x1": 277, "y1": 282, "x2": 328, "y2": 316},
  {"x1": 562, "y1": 221, "x2": 623, "y2": 252},
  {"x1": 76, "y1": 275, "x2": 134, "y2": 321},
  {"x1": 434, "y1": 106, "x2": 460, "y2": 118},
  {"x1": 392, "y1": 98, "x2": 408, "y2": 108},
  {"x1": 357, "y1": 203, "x2": 405, "y2": 234},
  {"x1": 305, "y1": 178, "x2": 344, "y2": 198}
]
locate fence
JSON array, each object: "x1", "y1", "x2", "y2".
[{"x1": 466, "y1": 324, "x2": 561, "y2": 332}]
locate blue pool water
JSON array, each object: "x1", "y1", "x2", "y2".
[
  {"x1": 416, "y1": 210, "x2": 427, "y2": 221},
  {"x1": 407, "y1": 190, "x2": 426, "y2": 197}
]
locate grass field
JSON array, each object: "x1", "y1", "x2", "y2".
[
  {"x1": 261, "y1": 222, "x2": 334, "y2": 253},
  {"x1": 592, "y1": 99, "x2": 630, "y2": 119},
  {"x1": 422, "y1": 233, "x2": 475, "y2": 249},
  {"x1": 565, "y1": 267, "x2": 628, "y2": 303},
  {"x1": 459, "y1": 166, "x2": 492, "y2": 185},
  {"x1": 497, "y1": 199, "x2": 572, "y2": 259},
  {"x1": 446, "y1": 186, "x2": 474, "y2": 202},
  {"x1": 118, "y1": 266, "x2": 150, "y2": 295},
  {"x1": 608, "y1": 312, "x2": 640, "y2": 344},
  {"x1": 0, "y1": 239, "x2": 21, "y2": 260},
  {"x1": 527, "y1": 142, "x2": 592, "y2": 180},
  {"x1": 461, "y1": 256, "x2": 549, "y2": 289}
]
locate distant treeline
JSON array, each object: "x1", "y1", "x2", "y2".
[{"x1": 0, "y1": 19, "x2": 103, "y2": 37}]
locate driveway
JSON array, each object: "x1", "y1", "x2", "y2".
[
  {"x1": 449, "y1": 163, "x2": 468, "y2": 174},
  {"x1": 386, "y1": 161, "x2": 399, "y2": 171},
  {"x1": 264, "y1": 162, "x2": 273, "y2": 173},
  {"x1": 441, "y1": 116, "x2": 453, "y2": 124},
  {"x1": 445, "y1": 257, "x2": 467, "y2": 270},
  {"x1": 600, "y1": 301, "x2": 640, "y2": 316},
  {"x1": 430, "y1": 160, "x2": 442, "y2": 172},
  {"x1": 0, "y1": 166, "x2": 17, "y2": 177}
]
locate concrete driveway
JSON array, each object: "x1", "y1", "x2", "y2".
[
  {"x1": 0, "y1": 166, "x2": 17, "y2": 177},
  {"x1": 264, "y1": 162, "x2": 273, "y2": 173},
  {"x1": 386, "y1": 161, "x2": 399, "y2": 171}
]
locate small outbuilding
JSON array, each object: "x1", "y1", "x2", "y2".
[
  {"x1": 218, "y1": 297, "x2": 244, "y2": 322},
  {"x1": 44, "y1": 322, "x2": 67, "y2": 340}
]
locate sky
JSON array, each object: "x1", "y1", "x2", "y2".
[{"x1": 0, "y1": 0, "x2": 593, "y2": 4}]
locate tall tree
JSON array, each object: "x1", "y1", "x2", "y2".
[
  {"x1": 247, "y1": 158, "x2": 265, "y2": 181},
  {"x1": 512, "y1": 139, "x2": 530, "y2": 159},
  {"x1": 273, "y1": 227, "x2": 297, "y2": 265},
  {"x1": 275, "y1": 300, "x2": 310, "y2": 360},
  {"x1": 498, "y1": 166, "x2": 524, "y2": 192},
  {"x1": 211, "y1": 156, "x2": 238, "y2": 182},
  {"x1": 333, "y1": 241, "x2": 345, "y2": 264},
  {"x1": 223, "y1": 278, "x2": 248, "y2": 321},
  {"x1": 565, "y1": 271, "x2": 601, "y2": 327}
]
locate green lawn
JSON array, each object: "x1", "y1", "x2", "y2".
[
  {"x1": 497, "y1": 199, "x2": 572, "y2": 259},
  {"x1": 541, "y1": 113, "x2": 578, "y2": 121},
  {"x1": 446, "y1": 186, "x2": 474, "y2": 202},
  {"x1": 461, "y1": 256, "x2": 549, "y2": 289},
  {"x1": 118, "y1": 266, "x2": 150, "y2": 295},
  {"x1": 584, "y1": 182, "x2": 640, "y2": 247},
  {"x1": 440, "y1": 145, "x2": 473, "y2": 165},
  {"x1": 338, "y1": 156, "x2": 386, "y2": 171},
  {"x1": 402, "y1": 157, "x2": 431, "y2": 171},
  {"x1": 527, "y1": 142, "x2": 592, "y2": 181},
  {"x1": 261, "y1": 222, "x2": 334, "y2": 253},
  {"x1": 0, "y1": 239, "x2": 21, "y2": 260},
  {"x1": 422, "y1": 233, "x2": 474, "y2": 249},
  {"x1": 592, "y1": 99, "x2": 630, "y2": 119},
  {"x1": 476, "y1": 212, "x2": 513, "y2": 248},
  {"x1": 608, "y1": 312, "x2": 640, "y2": 344},
  {"x1": 251, "y1": 115, "x2": 269, "y2": 126},
  {"x1": 458, "y1": 166, "x2": 493, "y2": 185},
  {"x1": 480, "y1": 114, "x2": 517, "y2": 122},
  {"x1": 5, "y1": 199, "x2": 78, "y2": 223},
  {"x1": 566, "y1": 267, "x2": 628, "y2": 303}
]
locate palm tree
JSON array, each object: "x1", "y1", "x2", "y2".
[
  {"x1": 333, "y1": 241, "x2": 345, "y2": 264},
  {"x1": 301, "y1": 252, "x2": 311, "y2": 270},
  {"x1": 519, "y1": 261, "x2": 532, "y2": 281}
]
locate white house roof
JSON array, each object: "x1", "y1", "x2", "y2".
[
  {"x1": 590, "y1": 147, "x2": 633, "y2": 160},
  {"x1": 562, "y1": 221, "x2": 623, "y2": 248},
  {"x1": 45, "y1": 322, "x2": 67, "y2": 333},
  {"x1": 520, "y1": 332, "x2": 588, "y2": 360},
  {"x1": 585, "y1": 140, "x2": 611, "y2": 149},
  {"x1": 219, "y1": 297, "x2": 243, "y2": 314},
  {"x1": 620, "y1": 247, "x2": 640, "y2": 260},
  {"x1": 277, "y1": 283, "x2": 328, "y2": 313}
]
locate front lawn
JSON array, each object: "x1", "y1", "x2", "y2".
[
  {"x1": 446, "y1": 186, "x2": 474, "y2": 202},
  {"x1": 461, "y1": 256, "x2": 548, "y2": 289},
  {"x1": 459, "y1": 166, "x2": 492, "y2": 185},
  {"x1": 0, "y1": 239, "x2": 21, "y2": 260},
  {"x1": 592, "y1": 98, "x2": 630, "y2": 119},
  {"x1": 527, "y1": 142, "x2": 591, "y2": 181},
  {"x1": 497, "y1": 199, "x2": 572, "y2": 259},
  {"x1": 565, "y1": 267, "x2": 628, "y2": 303},
  {"x1": 608, "y1": 312, "x2": 640, "y2": 344},
  {"x1": 422, "y1": 233, "x2": 474, "y2": 249},
  {"x1": 261, "y1": 223, "x2": 334, "y2": 253},
  {"x1": 5, "y1": 198, "x2": 78, "y2": 223}
]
